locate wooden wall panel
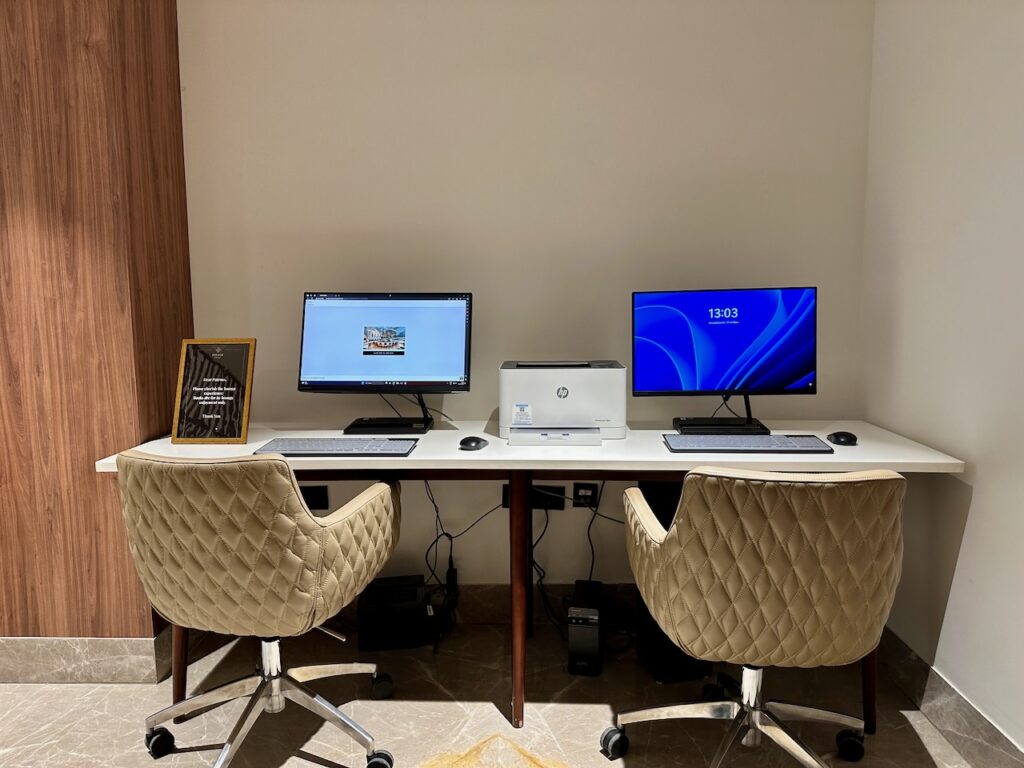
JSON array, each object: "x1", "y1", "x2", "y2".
[
  {"x1": 0, "y1": 0, "x2": 192, "y2": 638},
  {"x1": 116, "y1": 1, "x2": 195, "y2": 441}
]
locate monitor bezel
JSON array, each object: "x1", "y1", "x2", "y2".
[
  {"x1": 297, "y1": 291, "x2": 473, "y2": 394},
  {"x1": 631, "y1": 286, "x2": 817, "y2": 397}
]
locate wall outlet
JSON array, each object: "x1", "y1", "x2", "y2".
[
  {"x1": 572, "y1": 482, "x2": 600, "y2": 508},
  {"x1": 501, "y1": 484, "x2": 566, "y2": 510}
]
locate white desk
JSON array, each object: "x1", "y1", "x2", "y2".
[
  {"x1": 97, "y1": 419, "x2": 963, "y2": 475},
  {"x1": 97, "y1": 419, "x2": 963, "y2": 727}
]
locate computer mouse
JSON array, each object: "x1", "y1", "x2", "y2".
[
  {"x1": 459, "y1": 436, "x2": 488, "y2": 451},
  {"x1": 827, "y1": 431, "x2": 858, "y2": 446}
]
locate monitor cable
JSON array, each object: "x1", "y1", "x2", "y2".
[
  {"x1": 378, "y1": 392, "x2": 453, "y2": 427},
  {"x1": 711, "y1": 395, "x2": 742, "y2": 419},
  {"x1": 397, "y1": 393, "x2": 454, "y2": 424},
  {"x1": 378, "y1": 393, "x2": 404, "y2": 418}
]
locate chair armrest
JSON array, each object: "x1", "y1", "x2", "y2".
[
  {"x1": 623, "y1": 487, "x2": 672, "y2": 623},
  {"x1": 314, "y1": 482, "x2": 400, "y2": 529},
  {"x1": 623, "y1": 487, "x2": 669, "y2": 545},
  {"x1": 308, "y1": 482, "x2": 402, "y2": 626}
]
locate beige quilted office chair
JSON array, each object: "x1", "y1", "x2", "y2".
[
  {"x1": 116, "y1": 450, "x2": 401, "y2": 768},
  {"x1": 601, "y1": 466, "x2": 905, "y2": 768}
]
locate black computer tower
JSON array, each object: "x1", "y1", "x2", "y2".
[
  {"x1": 568, "y1": 579, "x2": 603, "y2": 676},
  {"x1": 356, "y1": 575, "x2": 439, "y2": 651}
]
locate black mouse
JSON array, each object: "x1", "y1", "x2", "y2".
[
  {"x1": 459, "y1": 435, "x2": 488, "y2": 451},
  {"x1": 827, "y1": 431, "x2": 858, "y2": 446}
]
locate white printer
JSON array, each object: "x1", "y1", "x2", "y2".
[{"x1": 498, "y1": 361, "x2": 627, "y2": 445}]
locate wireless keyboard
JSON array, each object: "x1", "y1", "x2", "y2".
[
  {"x1": 663, "y1": 433, "x2": 833, "y2": 454},
  {"x1": 255, "y1": 437, "x2": 418, "y2": 457}
]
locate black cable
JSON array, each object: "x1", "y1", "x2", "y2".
[
  {"x1": 589, "y1": 481, "x2": 606, "y2": 580},
  {"x1": 397, "y1": 393, "x2": 454, "y2": 423},
  {"x1": 422, "y1": 501, "x2": 503, "y2": 582},
  {"x1": 419, "y1": 489, "x2": 504, "y2": 651},
  {"x1": 586, "y1": 508, "x2": 599, "y2": 581},
  {"x1": 525, "y1": 483, "x2": 611, "y2": 580},
  {"x1": 378, "y1": 393, "x2": 403, "y2": 417},
  {"x1": 379, "y1": 392, "x2": 453, "y2": 424},
  {"x1": 532, "y1": 508, "x2": 567, "y2": 640},
  {"x1": 711, "y1": 394, "x2": 741, "y2": 419},
  {"x1": 595, "y1": 511, "x2": 625, "y2": 525},
  {"x1": 451, "y1": 503, "x2": 503, "y2": 539},
  {"x1": 531, "y1": 487, "x2": 625, "y2": 524},
  {"x1": 422, "y1": 481, "x2": 451, "y2": 591},
  {"x1": 423, "y1": 533, "x2": 452, "y2": 591}
]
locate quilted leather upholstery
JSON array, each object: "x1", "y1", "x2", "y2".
[
  {"x1": 625, "y1": 466, "x2": 905, "y2": 668},
  {"x1": 116, "y1": 450, "x2": 400, "y2": 638}
]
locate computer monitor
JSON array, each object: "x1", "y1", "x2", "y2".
[
  {"x1": 299, "y1": 292, "x2": 472, "y2": 432},
  {"x1": 632, "y1": 286, "x2": 816, "y2": 433}
]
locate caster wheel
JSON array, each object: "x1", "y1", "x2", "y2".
[
  {"x1": 701, "y1": 683, "x2": 726, "y2": 701},
  {"x1": 367, "y1": 749, "x2": 394, "y2": 768},
  {"x1": 600, "y1": 727, "x2": 630, "y2": 760},
  {"x1": 371, "y1": 672, "x2": 394, "y2": 700},
  {"x1": 836, "y1": 729, "x2": 865, "y2": 762},
  {"x1": 144, "y1": 727, "x2": 175, "y2": 759}
]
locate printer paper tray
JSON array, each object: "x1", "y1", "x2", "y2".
[{"x1": 507, "y1": 427, "x2": 602, "y2": 446}]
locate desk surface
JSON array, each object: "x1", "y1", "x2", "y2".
[{"x1": 96, "y1": 419, "x2": 964, "y2": 474}]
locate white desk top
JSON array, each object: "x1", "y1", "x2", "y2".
[{"x1": 96, "y1": 420, "x2": 964, "y2": 475}]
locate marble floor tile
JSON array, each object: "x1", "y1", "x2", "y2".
[
  {"x1": 0, "y1": 625, "x2": 987, "y2": 768},
  {"x1": 879, "y1": 629, "x2": 1024, "y2": 768},
  {"x1": 0, "y1": 637, "x2": 158, "y2": 684}
]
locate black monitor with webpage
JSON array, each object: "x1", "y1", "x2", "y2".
[{"x1": 298, "y1": 292, "x2": 472, "y2": 432}]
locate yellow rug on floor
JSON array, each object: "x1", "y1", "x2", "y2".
[{"x1": 420, "y1": 734, "x2": 571, "y2": 768}]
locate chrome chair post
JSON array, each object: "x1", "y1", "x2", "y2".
[{"x1": 740, "y1": 666, "x2": 764, "y2": 747}]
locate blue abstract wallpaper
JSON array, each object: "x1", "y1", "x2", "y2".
[{"x1": 633, "y1": 288, "x2": 816, "y2": 394}]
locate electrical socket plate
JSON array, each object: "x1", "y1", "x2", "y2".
[
  {"x1": 501, "y1": 484, "x2": 566, "y2": 510},
  {"x1": 572, "y1": 482, "x2": 600, "y2": 508}
]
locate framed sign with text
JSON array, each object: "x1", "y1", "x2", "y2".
[{"x1": 171, "y1": 338, "x2": 256, "y2": 444}]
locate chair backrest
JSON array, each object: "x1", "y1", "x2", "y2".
[
  {"x1": 115, "y1": 450, "x2": 397, "y2": 638},
  {"x1": 630, "y1": 467, "x2": 905, "y2": 668}
]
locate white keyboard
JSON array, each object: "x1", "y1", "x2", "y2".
[
  {"x1": 663, "y1": 434, "x2": 833, "y2": 454},
  {"x1": 255, "y1": 437, "x2": 418, "y2": 457}
]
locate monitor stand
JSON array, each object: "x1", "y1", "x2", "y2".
[
  {"x1": 345, "y1": 393, "x2": 435, "y2": 435},
  {"x1": 673, "y1": 395, "x2": 769, "y2": 435}
]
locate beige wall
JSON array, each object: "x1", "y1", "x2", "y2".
[
  {"x1": 177, "y1": 0, "x2": 875, "y2": 583},
  {"x1": 863, "y1": 0, "x2": 1024, "y2": 747},
  {"x1": 177, "y1": 0, "x2": 1024, "y2": 745}
]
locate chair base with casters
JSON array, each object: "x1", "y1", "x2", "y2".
[
  {"x1": 600, "y1": 666, "x2": 866, "y2": 768},
  {"x1": 144, "y1": 631, "x2": 395, "y2": 768}
]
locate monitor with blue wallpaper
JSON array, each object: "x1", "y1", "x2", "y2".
[{"x1": 632, "y1": 286, "x2": 817, "y2": 397}]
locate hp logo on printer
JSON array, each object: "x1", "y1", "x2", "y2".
[{"x1": 556, "y1": 387, "x2": 569, "y2": 399}]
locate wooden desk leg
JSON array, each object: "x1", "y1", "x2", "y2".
[
  {"x1": 862, "y1": 647, "x2": 878, "y2": 735},
  {"x1": 172, "y1": 625, "x2": 188, "y2": 708},
  {"x1": 509, "y1": 470, "x2": 530, "y2": 728}
]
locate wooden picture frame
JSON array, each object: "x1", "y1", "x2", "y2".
[{"x1": 171, "y1": 338, "x2": 256, "y2": 444}]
